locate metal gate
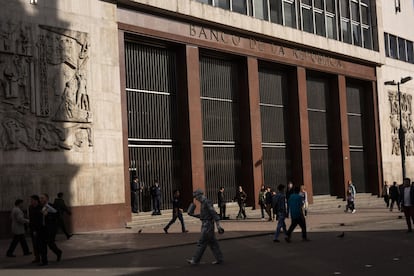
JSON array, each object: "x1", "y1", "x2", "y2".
[
  {"x1": 259, "y1": 67, "x2": 290, "y2": 189},
  {"x1": 125, "y1": 40, "x2": 181, "y2": 211},
  {"x1": 347, "y1": 84, "x2": 367, "y2": 192},
  {"x1": 307, "y1": 77, "x2": 332, "y2": 195},
  {"x1": 200, "y1": 55, "x2": 241, "y2": 203}
]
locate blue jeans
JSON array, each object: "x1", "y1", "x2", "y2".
[{"x1": 274, "y1": 213, "x2": 287, "y2": 240}]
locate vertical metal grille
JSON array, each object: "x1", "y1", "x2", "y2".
[
  {"x1": 259, "y1": 67, "x2": 290, "y2": 188},
  {"x1": 200, "y1": 55, "x2": 241, "y2": 202},
  {"x1": 307, "y1": 77, "x2": 332, "y2": 195},
  {"x1": 125, "y1": 40, "x2": 181, "y2": 210},
  {"x1": 347, "y1": 84, "x2": 367, "y2": 192}
]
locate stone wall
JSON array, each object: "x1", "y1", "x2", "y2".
[{"x1": 0, "y1": 0, "x2": 127, "y2": 235}]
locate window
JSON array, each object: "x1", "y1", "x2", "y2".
[
  {"x1": 216, "y1": 0, "x2": 230, "y2": 9},
  {"x1": 196, "y1": 0, "x2": 212, "y2": 4},
  {"x1": 326, "y1": 0, "x2": 335, "y2": 13},
  {"x1": 340, "y1": 0, "x2": 350, "y2": 18},
  {"x1": 341, "y1": 19, "x2": 351, "y2": 43},
  {"x1": 362, "y1": 26, "x2": 371, "y2": 49},
  {"x1": 389, "y1": 35, "x2": 398, "y2": 58},
  {"x1": 352, "y1": 23, "x2": 361, "y2": 46},
  {"x1": 284, "y1": 1, "x2": 297, "y2": 28},
  {"x1": 407, "y1": 41, "x2": 414, "y2": 63},
  {"x1": 351, "y1": 0, "x2": 360, "y2": 21},
  {"x1": 254, "y1": 0, "x2": 269, "y2": 20},
  {"x1": 398, "y1": 37, "x2": 406, "y2": 61},
  {"x1": 270, "y1": 0, "x2": 283, "y2": 24},
  {"x1": 384, "y1": 33, "x2": 390, "y2": 57},
  {"x1": 361, "y1": 4, "x2": 369, "y2": 25},
  {"x1": 326, "y1": 14, "x2": 337, "y2": 39},
  {"x1": 315, "y1": 11, "x2": 325, "y2": 36},
  {"x1": 233, "y1": 0, "x2": 248, "y2": 14},
  {"x1": 302, "y1": 6, "x2": 313, "y2": 33},
  {"x1": 314, "y1": 0, "x2": 324, "y2": 9}
]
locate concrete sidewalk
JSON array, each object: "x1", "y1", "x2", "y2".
[{"x1": 0, "y1": 205, "x2": 408, "y2": 268}]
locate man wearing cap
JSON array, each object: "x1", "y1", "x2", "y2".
[{"x1": 187, "y1": 189, "x2": 224, "y2": 265}]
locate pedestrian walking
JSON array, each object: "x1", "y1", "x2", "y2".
[
  {"x1": 265, "y1": 187, "x2": 273, "y2": 221},
  {"x1": 346, "y1": 181, "x2": 357, "y2": 213},
  {"x1": 344, "y1": 191, "x2": 355, "y2": 213},
  {"x1": 389, "y1": 181, "x2": 400, "y2": 211},
  {"x1": 300, "y1": 185, "x2": 309, "y2": 216},
  {"x1": 382, "y1": 181, "x2": 390, "y2": 208},
  {"x1": 150, "y1": 180, "x2": 162, "y2": 215},
  {"x1": 6, "y1": 199, "x2": 31, "y2": 258},
  {"x1": 28, "y1": 195, "x2": 42, "y2": 263},
  {"x1": 130, "y1": 177, "x2": 140, "y2": 213},
  {"x1": 399, "y1": 178, "x2": 414, "y2": 232},
  {"x1": 164, "y1": 190, "x2": 188, "y2": 234},
  {"x1": 273, "y1": 184, "x2": 287, "y2": 242},
  {"x1": 217, "y1": 187, "x2": 227, "y2": 220},
  {"x1": 187, "y1": 189, "x2": 224, "y2": 265},
  {"x1": 285, "y1": 186, "x2": 309, "y2": 243},
  {"x1": 286, "y1": 181, "x2": 294, "y2": 218},
  {"x1": 258, "y1": 185, "x2": 266, "y2": 221},
  {"x1": 234, "y1": 186, "x2": 247, "y2": 219},
  {"x1": 53, "y1": 192, "x2": 72, "y2": 239},
  {"x1": 38, "y1": 193, "x2": 62, "y2": 266}
]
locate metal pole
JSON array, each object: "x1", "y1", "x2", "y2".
[{"x1": 397, "y1": 82, "x2": 406, "y2": 180}]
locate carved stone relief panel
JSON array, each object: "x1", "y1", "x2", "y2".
[
  {"x1": 0, "y1": 20, "x2": 92, "y2": 151},
  {"x1": 388, "y1": 90, "x2": 413, "y2": 156}
]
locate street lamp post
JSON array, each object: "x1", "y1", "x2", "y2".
[{"x1": 384, "y1": 76, "x2": 412, "y2": 181}]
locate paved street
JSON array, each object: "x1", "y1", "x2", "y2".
[{"x1": 0, "y1": 206, "x2": 413, "y2": 275}]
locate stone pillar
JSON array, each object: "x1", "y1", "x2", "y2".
[
  {"x1": 177, "y1": 45, "x2": 206, "y2": 206},
  {"x1": 290, "y1": 67, "x2": 313, "y2": 203},
  {"x1": 330, "y1": 75, "x2": 352, "y2": 198},
  {"x1": 243, "y1": 57, "x2": 263, "y2": 207}
]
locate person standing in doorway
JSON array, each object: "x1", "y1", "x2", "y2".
[
  {"x1": 53, "y1": 192, "x2": 72, "y2": 239},
  {"x1": 234, "y1": 186, "x2": 247, "y2": 219},
  {"x1": 399, "y1": 178, "x2": 414, "y2": 232},
  {"x1": 389, "y1": 181, "x2": 400, "y2": 211},
  {"x1": 258, "y1": 185, "x2": 266, "y2": 221},
  {"x1": 285, "y1": 186, "x2": 309, "y2": 243},
  {"x1": 6, "y1": 199, "x2": 31, "y2": 257},
  {"x1": 151, "y1": 180, "x2": 162, "y2": 215},
  {"x1": 164, "y1": 190, "x2": 188, "y2": 234},
  {"x1": 217, "y1": 187, "x2": 227, "y2": 220},
  {"x1": 273, "y1": 184, "x2": 287, "y2": 242},
  {"x1": 187, "y1": 189, "x2": 224, "y2": 265}
]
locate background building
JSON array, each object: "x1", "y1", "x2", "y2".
[{"x1": 1, "y1": 0, "x2": 403, "y2": 236}]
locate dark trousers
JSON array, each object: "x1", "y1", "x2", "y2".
[
  {"x1": 38, "y1": 226, "x2": 62, "y2": 265},
  {"x1": 219, "y1": 204, "x2": 226, "y2": 219},
  {"x1": 165, "y1": 212, "x2": 186, "y2": 232},
  {"x1": 265, "y1": 204, "x2": 272, "y2": 220},
  {"x1": 345, "y1": 200, "x2": 355, "y2": 212},
  {"x1": 390, "y1": 198, "x2": 400, "y2": 211},
  {"x1": 259, "y1": 202, "x2": 265, "y2": 219},
  {"x1": 31, "y1": 231, "x2": 39, "y2": 261},
  {"x1": 286, "y1": 216, "x2": 307, "y2": 239},
  {"x1": 152, "y1": 197, "x2": 161, "y2": 213},
  {"x1": 56, "y1": 217, "x2": 70, "y2": 238},
  {"x1": 237, "y1": 203, "x2": 246, "y2": 219},
  {"x1": 402, "y1": 206, "x2": 414, "y2": 231},
  {"x1": 383, "y1": 195, "x2": 390, "y2": 207},
  {"x1": 7, "y1": 234, "x2": 30, "y2": 256},
  {"x1": 131, "y1": 191, "x2": 139, "y2": 213}
]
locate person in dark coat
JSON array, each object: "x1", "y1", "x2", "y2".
[
  {"x1": 399, "y1": 178, "x2": 414, "y2": 232},
  {"x1": 38, "y1": 193, "x2": 62, "y2": 266},
  {"x1": 130, "y1": 177, "x2": 140, "y2": 213},
  {"x1": 234, "y1": 186, "x2": 247, "y2": 219},
  {"x1": 150, "y1": 180, "x2": 162, "y2": 215},
  {"x1": 28, "y1": 195, "x2": 43, "y2": 263},
  {"x1": 265, "y1": 187, "x2": 273, "y2": 221},
  {"x1": 217, "y1": 187, "x2": 227, "y2": 220},
  {"x1": 53, "y1": 192, "x2": 72, "y2": 239},
  {"x1": 164, "y1": 190, "x2": 188, "y2": 233},
  {"x1": 389, "y1": 181, "x2": 400, "y2": 211}
]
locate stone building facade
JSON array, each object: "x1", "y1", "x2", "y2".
[{"x1": 1, "y1": 0, "x2": 409, "y2": 235}]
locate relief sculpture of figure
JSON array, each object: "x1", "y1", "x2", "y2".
[
  {"x1": 35, "y1": 122, "x2": 71, "y2": 150},
  {"x1": 75, "y1": 71, "x2": 89, "y2": 111},
  {"x1": 56, "y1": 78, "x2": 77, "y2": 119},
  {"x1": 392, "y1": 135, "x2": 400, "y2": 156},
  {"x1": 2, "y1": 117, "x2": 38, "y2": 151}
]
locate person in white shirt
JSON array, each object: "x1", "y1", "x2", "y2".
[{"x1": 6, "y1": 199, "x2": 31, "y2": 257}]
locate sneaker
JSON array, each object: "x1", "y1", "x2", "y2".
[
  {"x1": 163, "y1": 227, "x2": 168, "y2": 234},
  {"x1": 261, "y1": 218, "x2": 265, "y2": 221},
  {"x1": 352, "y1": 209, "x2": 356, "y2": 214},
  {"x1": 212, "y1": 260, "x2": 223, "y2": 265},
  {"x1": 187, "y1": 259, "x2": 198, "y2": 265}
]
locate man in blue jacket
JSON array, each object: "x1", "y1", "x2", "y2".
[{"x1": 285, "y1": 186, "x2": 309, "y2": 242}]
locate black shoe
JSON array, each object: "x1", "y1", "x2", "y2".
[
  {"x1": 284, "y1": 237, "x2": 291, "y2": 243},
  {"x1": 24, "y1": 252, "x2": 32, "y2": 256},
  {"x1": 32, "y1": 259, "x2": 40, "y2": 263},
  {"x1": 163, "y1": 227, "x2": 168, "y2": 234},
  {"x1": 182, "y1": 230, "x2": 189, "y2": 233},
  {"x1": 67, "y1": 234, "x2": 73, "y2": 240},
  {"x1": 302, "y1": 238, "x2": 310, "y2": 242},
  {"x1": 6, "y1": 254, "x2": 16, "y2": 258},
  {"x1": 273, "y1": 239, "x2": 280, "y2": 243},
  {"x1": 56, "y1": 251, "x2": 62, "y2": 262},
  {"x1": 38, "y1": 263, "x2": 48, "y2": 266}
]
